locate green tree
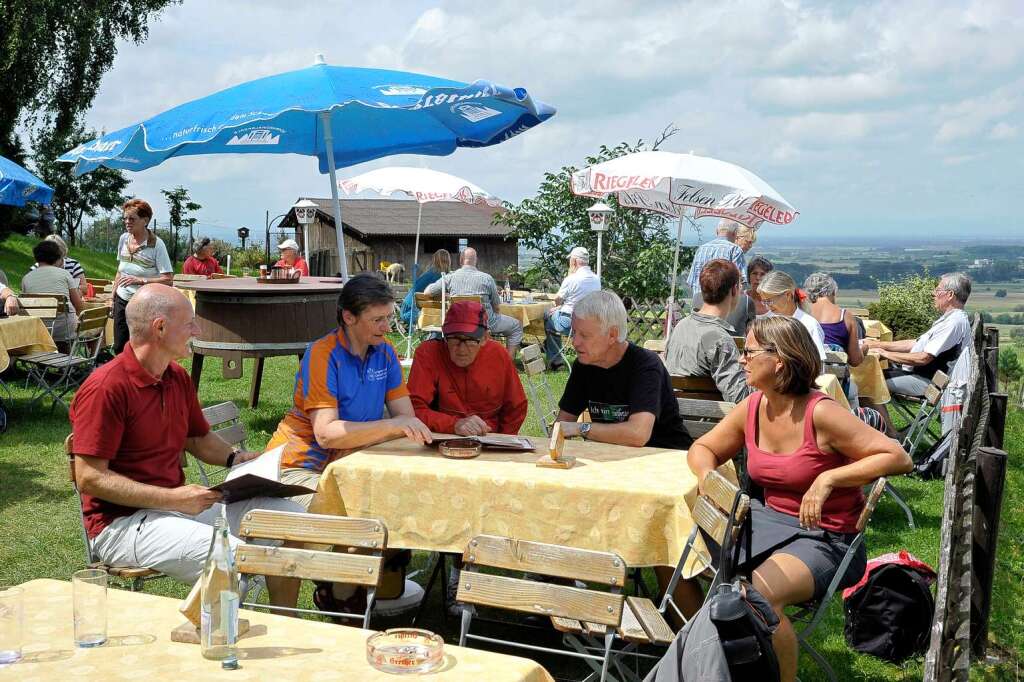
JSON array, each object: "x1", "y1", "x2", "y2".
[
  {"x1": 867, "y1": 272, "x2": 940, "y2": 340},
  {"x1": 33, "y1": 123, "x2": 129, "y2": 245},
  {"x1": 0, "y1": 1, "x2": 177, "y2": 157},
  {"x1": 995, "y1": 289, "x2": 1008, "y2": 298},
  {"x1": 997, "y1": 347, "x2": 1022, "y2": 392},
  {"x1": 161, "y1": 186, "x2": 201, "y2": 263},
  {"x1": 497, "y1": 129, "x2": 691, "y2": 302}
]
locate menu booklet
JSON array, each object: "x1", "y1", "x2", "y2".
[
  {"x1": 210, "y1": 445, "x2": 316, "y2": 504},
  {"x1": 433, "y1": 435, "x2": 536, "y2": 451}
]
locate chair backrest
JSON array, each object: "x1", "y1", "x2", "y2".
[
  {"x1": 237, "y1": 510, "x2": 387, "y2": 587},
  {"x1": 450, "y1": 294, "x2": 482, "y2": 305},
  {"x1": 856, "y1": 478, "x2": 888, "y2": 533},
  {"x1": 848, "y1": 307, "x2": 870, "y2": 318},
  {"x1": 642, "y1": 339, "x2": 666, "y2": 354},
  {"x1": 823, "y1": 350, "x2": 851, "y2": 382},
  {"x1": 457, "y1": 535, "x2": 626, "y2": 627},
  {"x1": 414, "y1": 292, "x2": 442, "y2": 309},
  {"x1": 172, "y1": 274, "x2": 206, "y2": 283},
  {"x1": 19, "y1": 294, "x2": 66, "y2": 320},
  {"x1": 693, "y1": 469, "x2": 750, "y2": 547},
  {"x1": 670, "y1": 374, "x2": 724, "y2": 401},
  {"x1": 732, "y1": 336, "x2": 745, "y2": 350},
  {"x1": 520, "y1": 344, "x2": 559, "y2": 436},
  {"x1": 676, "y1": 397, "x2": 736, "y2": 439},
  {"x1": 202, "y1": 401, "x2": 246, "y2": 449},
  {"x1": 65, "y1": 434, "x2": 97, "y2": 565}
]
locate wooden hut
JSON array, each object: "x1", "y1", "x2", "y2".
[{"x1": 279, "y1": 198, "x2": 515, "y2": 280}]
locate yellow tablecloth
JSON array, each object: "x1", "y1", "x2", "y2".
[
  {"x1": 3, "y1": 579, "x2": 553, "y2": 682},
  {"x1": 862, "y1": 319, "x2": 893, "y2": 342},
  {"x1": 310, "y1": 437, "x2": 735, "y2": 575},
  {"x1": 418, "y1": 301, "x2": 550, "y2": 332},
  {"x1": 0, "y1": 316, "x2": 56, "y2": 373},
  {"x1": 850, "y1": 353, "x2": 891, "y2": 405},
  {"x1": 815, "y1": 373, "x2": 851, "y2": 410}
]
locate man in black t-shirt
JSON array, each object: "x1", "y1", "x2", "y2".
[{"x1": 556, "y1": 290, "x2": 691, "y2": 450}]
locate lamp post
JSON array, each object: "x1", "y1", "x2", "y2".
[
  {"x1": 587, "y1": 202, "x2": 613, "y2": 279},
  {"x1": 236, "y1": 226, "x2": 250, "y2": 251},
  {"x1": 293, "y1": 199, "x2": 318, "y2": 267}
]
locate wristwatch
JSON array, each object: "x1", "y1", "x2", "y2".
[
  {"x1": 226, "y1": 447, "x2": 240, "y2": 468},
  {"x1": 579, "y1": 423, "x2": 592, "y2": 440}
]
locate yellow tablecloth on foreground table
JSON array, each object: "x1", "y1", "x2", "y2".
[
  {"x1": 862, "y1": 319, "x2": 893, "y2": 342},
  {"x1": 815, "y1": 373, "x2": 851, "y2": 410},
  {"x1": 0, "y1": 316, "x2": 56, "y2": 373},
  {"x1": 418, "y1": 301, "x2": 551, "y2": 333},
  {"x1": 3, "y1": 578, "x2": 553, "y2": 682},
  {"x1": 310, "y1": 437, "x2": 735, "y2": 575},
  {"x1": 850, "y1": 353, "x2": 891, "y2": 405}
]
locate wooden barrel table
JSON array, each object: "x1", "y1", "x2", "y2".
[{"x1": 176, "y1": 277, "x2": 345, "y2": 407}]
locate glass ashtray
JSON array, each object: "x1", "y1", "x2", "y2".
[
  {"x1": 367, "y1": 628, "x2": 444, "y2": 674},
  {"x1": 437, "y1": 438, "x2": 481, "y2": 459}
]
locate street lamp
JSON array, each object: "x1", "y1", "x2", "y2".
[
  {"x1": 236, "y1": 226, "x2": 250, "y2": 251},
  {"x1": 293, "y1": 199, "x2": 318, "y2": 264},
  {"x1": 587, "y1": 201, "x2": 613, "y2": 279}
]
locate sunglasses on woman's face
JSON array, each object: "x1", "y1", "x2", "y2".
[{"x1": 741, "y1": 346, "x2": 775, "y2": 360}]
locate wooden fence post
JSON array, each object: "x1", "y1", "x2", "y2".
[{"x1": 971, "y1": 446, "x2": 1008, "y2": 658}]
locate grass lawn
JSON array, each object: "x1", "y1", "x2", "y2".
[{"x1": 1, "y1": 350, "x2": 1021, "y2": 680}]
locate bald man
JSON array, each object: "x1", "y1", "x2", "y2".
[
  {"x1": 425, "y1": 247, "x2": 523, "y2": 355},
  {"x1": 69, "y1": 284, "x2": 301, "y2": 607}
]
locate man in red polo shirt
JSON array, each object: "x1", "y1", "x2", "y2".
[
  {"x1": 69, "y1": 284, "x2": 300, "y2": 607},
  {"x1": 407, "y1": 300, "x2": 528, "y2": 435}
]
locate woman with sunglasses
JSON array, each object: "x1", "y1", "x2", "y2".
[
  {"x1": 182, "y1": 237, "x2": 223, "y2": 277},
  {"x1": 111, "y1": 199, "x2": 174, "y2": 354},
  {"x1": 757, "y1": 270, "x2": 827, "y2": 361},
  {"x1": 688, "y1": 316, "x2": 912, "y2": 682}
]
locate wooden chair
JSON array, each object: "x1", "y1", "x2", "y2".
[
  {"x1": 731, "y1": 335, "x2": 745, "y2": 350},
  {"x1": 17, "y1": 294, "x2": 65, "y2": 337},
  {"x1": 85, "y1": 277, "x2": 111, "y2": 288},
  {"x1": 848, "y1": 307, "x2": 870, "y2": 318},
  {"x1": 790, "y1": 478, "x2": 888, "y2": 682},
  {"x1": 186, "y1": 402, "x2": 247, "y2": 486},
  {"x1": 65, "y1": 434, "x2": 164, "y2": 591},
  {"x1": 172, "y1": 274, "x2": 206, "y2": 283},
  {"x1": 20, "y1": 309, "x2": 108, "y2": 410},
  {"x1": 823, "y1": 350, "x2": 851, "y2": 382},
  {"x1": 519, "y1": 344, "x2": 560, "y2": 437},
  {"x1": 237, "y1": 510, "x2": 387, "y2": 629},
  {"x1": 670, "y1": 374, "x2": 724, "y2": 401},
  {"x1": 676, "y1": 397, "x2": 736, "y2": 440},
  {"x1": 456, "y1": 535, "x2": 627, "y2": 682},
  {"x1": 896, "y1": 370, "x2": 951, "y2": 456}
]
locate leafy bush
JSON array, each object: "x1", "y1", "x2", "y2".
[
  {"x1": 998, "y1": 347, "x2": 1022, "y2": 391},
  {"x1": 867, "y1": 271, "x2": 939, "y2": 340},
  {"x1": 232, "y1": 243, "x2": 269, "y2": 271},
  {"x1": 995, "y1": 289, "x2": 1008, "y2": 298}
]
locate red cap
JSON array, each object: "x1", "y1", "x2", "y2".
[{"x1": 443, "y1": 301, "x2": 488, "y2": 339}]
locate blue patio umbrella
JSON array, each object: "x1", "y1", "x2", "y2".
[
  {"x1": 0, "y1": 155, "x2": 54, "y2": 207},
  {"x1": 58, "y1": 55, "x2": 556, "y2": 278}
]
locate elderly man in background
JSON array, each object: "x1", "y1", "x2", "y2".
[
  {"x1": 69, "y1": 284, "x2": 301, "y2": 607},
  {"x1": 666, "y1": 259, "x2": 751, "y2": 404},
  {"x1": 556, "y1": 290, "x2": 691, "y2": 449},
  {"x1": 275, "y1": 238, "x2": 310, "y2": 277},
  {"x1": 425, "y1": 247, "x2": 523, "y2": 356},
  {"x1": 687, "y1": 219, "x2": 748, "y2": 311},
  {"x1": 408, "y1": 300, "x2": 528, "y2": 435},
  {"x1": 863, "y1": 272, "x2": 972, "y2": 434},
  {"x1": 543, "y1": 246, "x2": 601, "y2": 369},
  {"x1": 182, "y1": 237, "x2": 223, "y2": 277}
]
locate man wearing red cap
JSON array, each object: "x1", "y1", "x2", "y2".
[{"x1": 407, "y1": 300, "x2": 528, "y2": 435}]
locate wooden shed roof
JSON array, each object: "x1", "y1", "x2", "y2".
[{"x1": 282, "y1": 198, "x2": 510, "y2": 239}]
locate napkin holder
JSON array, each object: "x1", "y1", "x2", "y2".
[{"x1": 536, "y1": 422, "x2": 575, "y2": 469}]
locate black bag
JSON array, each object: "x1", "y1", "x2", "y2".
[
  {"x1": 708, "y1": 582, "x2": 781, "y2": 681},
  {"x1": 843, "y1": 562, "x2": 935, "y2": 662}
]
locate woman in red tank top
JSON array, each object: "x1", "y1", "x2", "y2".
[{"x1": 688, "y1": 316, "x2": 912, "y2": 682}]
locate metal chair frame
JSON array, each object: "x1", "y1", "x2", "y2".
[{"x1": 520, "y1": 343, "x2": 560, "y2": 436}]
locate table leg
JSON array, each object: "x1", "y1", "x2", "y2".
[
  {"x1": 190, "y1": 352, "x2": 205, "y2": 391},
  {"x1": 249, "y1": 356, "x2": 265, "y2": 408}
]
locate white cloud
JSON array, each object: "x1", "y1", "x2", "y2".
[
  {"x1": 934, "y1": 80, "x2": 1022, "y2": 144},
  {"x1": 989, "y1": 121, "x2": 1019, "y2": 140},
  {"x1": 752, "y1": 72, "x2": 905, "y2": 110}
]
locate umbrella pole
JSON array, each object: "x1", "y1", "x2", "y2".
[
  {"x1": 406, "y1": 202, "x2": 423, "y2": 359},
  {"x1": 319, "y1": 112, "x2": 350, "y2": 280},
  {"x1": 665, "y1": 212, "x2": 686, "y2": 343}
]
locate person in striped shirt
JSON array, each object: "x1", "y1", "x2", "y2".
[
  {"x1": 687, "y1": 219, "x2": 748, "y2": 311},
  {"x1": 29, "y1": 234, "x2": 86, "y2": 290}
]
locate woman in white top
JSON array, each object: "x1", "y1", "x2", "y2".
[
  {"x1": 757, "y1": 270, "x2": 827, "y2": 361},
  {"x1": 111, "y1": 199, "x2": 173, "y2": 354}
]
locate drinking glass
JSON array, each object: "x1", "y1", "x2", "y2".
[
  {"x1": 0, "y1": 586, "x2": 22, "y2": 666},
  {"x1": 72, "y1": 569, "x2": 107, "y2": 647}
]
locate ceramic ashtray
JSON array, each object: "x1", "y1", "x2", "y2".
[{"x1": 366, "y1": 628, "x2": 444, "y2": 674}]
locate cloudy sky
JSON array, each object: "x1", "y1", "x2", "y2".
[{"x1": 78, "y1": 0, "x2": 1022, "y2": 245}]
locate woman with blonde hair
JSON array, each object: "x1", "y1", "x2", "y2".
[
  {"x1": 688, "y1": 315, "x2": 913, "y2": 682},
  {"x1": 757, "y1": 270, "x2": 826, "y2": 360}
]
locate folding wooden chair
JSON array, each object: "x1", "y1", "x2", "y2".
[
  {"x1": 456, "y1": 535, "x2": 626, "y2": 682},
  {"x1": 520, "y1": 343, "x2": 559, "y2": 436},
  {"x1": 789, "y1": 478, "x2": 887, "y2": 682},
  {"x1": 16, "y1": 294, "x2": 64, "y2": 337},
  {"x1": 896, "y1": 370, "x2": 950, "y2": 456},
  {"x1": 236, "y1": 510, "x2": 387, "y2": 629},
  {"x1": 184, "y1": 401, "x2": 247, "y2": 486},
  {"x1": 65, "y1": 434, "x2": 165, "y2": 591},
  {"x1": 676, "y1": 397, "x2": 735, "y2": 440},
  {"x1": 670, "y1": 374, "x2": 725, "y2": 401},
  {"x1": 20, "y1": 307, "x2": 107, "y2": 410},
  {"x1": 823, "y1": 350, "x2": 851, "y2": 383}
]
